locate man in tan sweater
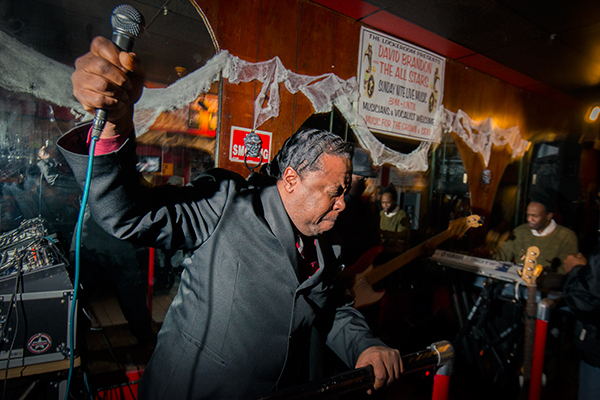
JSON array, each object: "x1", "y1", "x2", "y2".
[
  {"x1": 379, "y1": 189, "x2": 411, "y2": 255},
  {"x1": 494, "y1": 199, "x2": 578, "y2": 274}
]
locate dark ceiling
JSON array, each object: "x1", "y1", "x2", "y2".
[
  {"x1": 0, "y1": 0, "x2": 217, "y2": 85},
  {"x1": 314, "y1": 0, "x2": 600, "y2": 109}
]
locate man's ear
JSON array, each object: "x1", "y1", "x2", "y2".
[
  {"x1": 281, "y1": 166, "x2": 299, "y2": 193},
  {"x1": 547, "y1": 212, "x2": 554, "y2": 222}
]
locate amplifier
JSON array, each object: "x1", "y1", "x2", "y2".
[
  {"x1": 0, "y1": 265, "x2": 75, "y2": 369},
  {"x1": 0, "y1": 219, "x2": 75, "y2": 369}
]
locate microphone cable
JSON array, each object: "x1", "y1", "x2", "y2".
[
  {"x1": 65, "y1": 6, "x2": 144, "y2": 398},
  {"x1": 65, "y1": 132, "x2": 99, "y2": 400}
]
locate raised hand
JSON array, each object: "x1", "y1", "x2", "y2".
[{"x1": 71, "y1": 36, "x2": 145, "y2": 137}]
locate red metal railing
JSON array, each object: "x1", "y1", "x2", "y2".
[
  {"x1": 528, "y1": 296, "x2": 562, "y2": 400},
  {"x1": 257, "y1": 340, "x2": 455, "y2": 400}
]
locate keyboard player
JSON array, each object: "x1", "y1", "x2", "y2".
[{"x1": 492, "y1": 194, "x2": 578, "y2": 287}]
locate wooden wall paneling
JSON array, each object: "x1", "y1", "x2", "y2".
[
  {"x1": 328, "y1": 14, "x2": 363, "y2": 142},
  {"x1": 204, "y1": 0, "x2": 260, "y2": 173},
  {"x1": 326, "y1": 7, "x2": 363, "y2": 141},
  {"x1": 445, "y1": 61, "x2": 519, "y2": 128},
  {"x1": 510, "y1": 91, "x2": 552, "y2": 140},
  {"x1": 189, "y1": 0, "x2": 586, "y2": 246},
  {"x1": 201, "y1": 0, "x2": 301, "y2": 175},
  {"x1": 484, "y1": 79, "x2": 522, "y2": 130},
  {"x1": 442, "y1": 60, "x2": 477, "y2": 116},
  {"x1": 253, "y1": 0, "x2": 302, "y2": 154},
  {"x1": 329, "y1": 13, "x2": 361, "y2": 81},
  {"x1": 212, "y1": 0, "x2": 259, "y2": 60},
  {"x1": 195, "y1": 0, "x2": 304, "y2": 174},
  {"x1": 291, "y1": 2, "x2": 362, "y2": 135},
  {"x1": 444, "y1": 60, "x2": 575, "y2": 141},
  {"x1": 292, "y1": 1, "x2": 337, "y2": 133},
  {"x1": 519, "y1": 93, "x2": 545, "y2": 139},
  {"x1": 465, "y1": 73, "x2": 490, "y2": 121},
  {"x1": 519, "y1": 91, "x2": 575, "y2": 140},
  {"x1": 195, "y1": 0, "x2": 579, "y2": 186},
  {"x1": 296, "y1": 2, "x2": 335, "y2": 76},
  {"x1": 498, "y1": 84, "x2": 525, "y2": 134},
  {"x1": 256, "y1": 0, "x2": 300, "y2": 66},
  {"x1": 220, "y1": 81, "x2": 258, "y2": 176}
]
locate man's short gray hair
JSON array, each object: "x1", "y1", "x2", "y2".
[{"x1": 267, "y1": 128, "x2": 353, "y2": 179}]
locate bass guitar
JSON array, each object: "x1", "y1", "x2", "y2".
[
  {"x1": 348, "y1": 215, "x2": 482, "y2": 309},
  {"x1": 517, "y1": 246, "x2": 543, "y2": 385}
]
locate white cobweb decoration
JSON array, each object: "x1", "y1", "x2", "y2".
[
  {"x1": 0, "y1": 30, "x2": 83, "y2": 114},
  {"x1": 438, "y1": 108, "x2": 529, "y2": 167},
  {"x1": 0, "y1": 30, "x2": 528, "y2": 172}
]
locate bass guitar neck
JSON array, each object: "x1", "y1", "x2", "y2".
[
  {"x1": 521, "y1": 284, "x2": 537, "y2": 382},
  {"x1": 350, "y1": 215, "x2": 481, "y2": 309},
  {"x1": 517, "y1": 246, "x2": 543, "y2": 385}
]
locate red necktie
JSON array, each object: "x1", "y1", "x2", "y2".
[{"x1": 296, "y1": 235, "x2": 320, "y2": 280}]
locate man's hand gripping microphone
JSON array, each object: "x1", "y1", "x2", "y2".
[{"x1": 91, "y1": 4, "x2": 145, "y2": 138}]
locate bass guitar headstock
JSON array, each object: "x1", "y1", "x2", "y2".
[
  {"x1": 517, "y1": 246, "x2": 544, "y2": 286},
  {"x1": 447, "y1": 215, "x2": 483, "y2": 239}
]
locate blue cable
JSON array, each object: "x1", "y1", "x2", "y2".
[
  {"x1": 84, "y1": 371, "x2": 94, "y2": 400},
  {"x1": 65, "y1": 134, "x2": 99, "y2": 400}
]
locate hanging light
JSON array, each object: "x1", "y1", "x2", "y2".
[
  {"x1": 586, "y1": 105, "x2": 600, "y2": 122},
  {"x1": 175, "y1": 66, "x2": 187, "y2": 78}
]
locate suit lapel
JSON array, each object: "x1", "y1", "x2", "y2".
[
  {"x1": 312, "y1": 233, "x2": 341, "y2": 280},
  {"x1": 260, "y1": 184, "x2": 301, "y2": 281}
]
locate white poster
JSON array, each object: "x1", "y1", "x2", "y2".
[{"x1": 357, "y1": 26, "x2": 445, "y2": 141}]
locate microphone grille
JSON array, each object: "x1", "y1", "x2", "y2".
[{"x1": 111, "y1": 4, "x2": 145, "y2": 37}]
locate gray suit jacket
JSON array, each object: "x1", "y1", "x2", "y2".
[{"x1": 58, "y1": 125, "x2": 385, "y2": 399}]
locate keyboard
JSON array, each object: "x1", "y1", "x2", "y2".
[{"x1": 430, "y1": 250, "x2": 526, "y2": 284}]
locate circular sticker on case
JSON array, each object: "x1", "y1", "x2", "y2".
[{"x1": 27, "y1": 333, "x2": 52, "y2": 354}]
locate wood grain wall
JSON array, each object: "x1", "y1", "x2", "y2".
[
  {"x1": 195, "y1": 0, "x2": 364, "y2": 176},
  {"x1": 193, "y1": 0, "x2": 578, "y2": 224}
]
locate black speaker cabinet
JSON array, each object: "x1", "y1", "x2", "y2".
[{"x1": 0, "y1": 263, "x2": 75, "y2": 369}]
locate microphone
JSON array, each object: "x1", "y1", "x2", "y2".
[{"x1": 91, "y1": 4, "x2": 146, "y2": 138}]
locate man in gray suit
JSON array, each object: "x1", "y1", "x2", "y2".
[{"x1": 60, "y1": 36, "x2": 402, "y2": 399}]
